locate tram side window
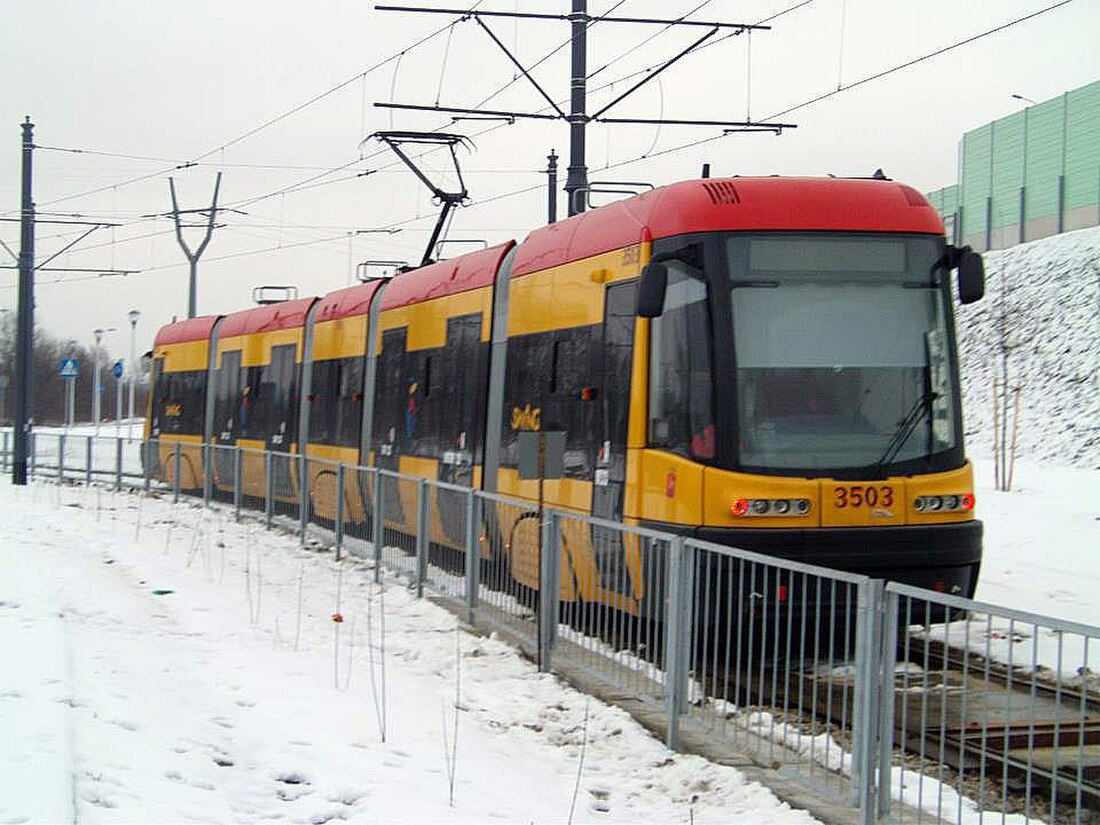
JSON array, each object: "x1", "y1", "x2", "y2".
[
  {"x1": 545, "y1": 328, "x2": 595, "y2": 478},
  {"x1": 500, "y1": 334, "x2": 551, "y2": 469},
  {"x1": 259, "y1": 344, "x2": 299, "y2": 446},
  {"x1": 155, "y1": 369, "x2": 206, "y2": 435},
  {"x1": 374, "y1": 329, "x2": 409, "y2": 451},
  {"x1": 405, "y1": 349, "x2": 439, "y2": 458},
  {"x1": 335, "y1": 358, "x2": 365, "y2": 448},
  {"x1": 309, "y1": 358, "x2": 363, "y2": 448},
  {"x1": 648, "y1": 265, "x2": 715, "y2": 459},
  {"x1": 438, "y1": 314, "x2": 485, "y2": 460},
  {"x1": 214, "y1": 350, "x2": 242, "y2": 441}
]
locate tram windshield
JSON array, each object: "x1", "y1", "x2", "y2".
[{"x1": 726, "y1": 233, "x2": 958, "y2": 474}]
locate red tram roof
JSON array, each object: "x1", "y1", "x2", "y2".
[
  {"x1": 512, "y1": 177, "x2": 945, "y2": 277},
  {"x1": 153, "y1": 315, "x2": 221, "y2": 347},
  {"x1": 380, "y1": 242, "x2": 515, "y2": 311},
  {"x1": 313, "y1": 279, "x2": 386, "y2": 323},
  {"x1": 218, "y1": 297, "x2": 317, "y2": 339}
]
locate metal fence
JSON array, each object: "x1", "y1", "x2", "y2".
[{"x1": 6, "y1": 430, "x2": 1098, "y2": 825}]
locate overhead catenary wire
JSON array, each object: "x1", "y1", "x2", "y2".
[
  {"x1": 5, "y1": 1, "x2": 1072, "y2": 293},
  {"x1": 12, "y1": 7, "x2": 481, "y2": 216},
  {"x1": 590, "y1": 0, "x2": 1076, "y2": 172}
]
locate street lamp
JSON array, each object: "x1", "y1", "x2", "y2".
[
  {"x1": 92, "y1": 327, "x2": 116, "y2": 435},
  {"x1": 1011, "y1": 93, "x2": 1036, "y2": 106},
  {"x1": 127, "y1": 309, "x2": 140, "y2": 441}
]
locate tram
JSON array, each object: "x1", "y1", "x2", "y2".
[{"x1": 147, "y1": 175, "x2": 985, "y2": 613}]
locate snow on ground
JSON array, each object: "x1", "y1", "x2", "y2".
[
  {"x1": 958, "y1": 224, "x2": 1100, "y2": 470},
  {"x1": 972, "y1": 458, "x2": 1100, "y2": 629},
  {"x1": 929, "y1": 457, "x2": 1100, "y2": 683},
  {"x1": 0, "y1": 478, "x2": 818, "y2": 825}
]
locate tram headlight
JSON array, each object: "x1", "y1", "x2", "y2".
[
  {"x1": 914, "y1": 493, "x2": 975, "y2": 513},
  {"x1": 730, "y1": 497, "x2": 811, "y2": 518}
]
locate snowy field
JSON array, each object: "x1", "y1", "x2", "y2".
[
  {"x1": 0, "y1": 446, "x2": 1096, "y2": 822},
  {"x1": 0, "y1": 477, "x2": 818, "y2": 825}
]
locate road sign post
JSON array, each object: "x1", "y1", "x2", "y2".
[
  {"x1": 112, "y1": 360, "x2": 124, "y2": 431},
  {"x1": 59, "y1": 358, "x2": 79, "y2": 430}
]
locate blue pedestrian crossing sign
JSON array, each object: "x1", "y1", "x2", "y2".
[
  {"x1": 59, "y1": 358, "x2": 79, "y2": 378},
  {"x1": 112, "y1": 359, "x2": 125, "y2": 379}
]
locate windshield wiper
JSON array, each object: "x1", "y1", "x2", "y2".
[{"x1": 869, "y1": 391, "x2": 936, "y2": 478}]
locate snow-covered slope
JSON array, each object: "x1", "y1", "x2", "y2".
[{"x1": 957, "y1": 226, "x2": 1100, "y2": 469}]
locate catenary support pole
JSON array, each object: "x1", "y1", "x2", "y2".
[
  {"x1": 12, "y1": 117, "x2": 35, "y2": 485},
  {"x1": 564, "y1": 0, "x2": 589, "y2": 217},
  {"x1": 546, "y1": 149, "x2": 558, "y2": 224},
  {"x1": 169, "y1": 172, "x2": 222, "y2": 319}
]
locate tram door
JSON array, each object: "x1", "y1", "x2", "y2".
[
  {"x1": 437, "y1": 313, "x2": 483, "y2": 546},
  {"x1": 374, "y1": 327, "x2": 409, "y2": 524},
  {"x1": 590, "y1": 282, "x2": 637, "y2": 597}
]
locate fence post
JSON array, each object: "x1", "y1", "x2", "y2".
[
  {"x1": 415, "y1": 478, "x2": 429, "y2": 598},
  {"x1": 334, "y1": 463, "x2": 346, "y2": 561},
  {"x1": 538, "y1": 510, "x2": 561, "y2": 674},
  {"x1": 86, "y1": 435, "x2": 93, "y2": 487},
  {"x1": 264, "y1": 451, "x2": 274, "y2": 528},
  {"x1": 1057, "y1": 173, "x2": 1066, "y2": 234},
  {"x1": 664, "y1": 535, "x2": 693, "y2": 749},
  {"x1": 172, "y1": 441, "x2": 182, "y2": 503},
  {"x1": 115, "y1": 438, "x2": 123, "y2": 491},
  {"x1": 28, "y1": 432, "x2": 36, "y2": 480},
  {"x1": 851, "y1": 578, "x2": 885, "y2": 821},
  {"x1": 202, "y1": 442, "x2": 211, "y2": 508},
  {"x1": 1, "y1": 430, "x2": 8, "y2": 472},
  {"x1": 233, "y1": 447, "x2": 242, "y2": 521},
  {"x1": 372, "y1": 469, "x2": 383, "y2": 584},
  {"x1": 464, "y1": 490, "x2": 480, "y2": 622},
  {"x1": 143, "y1": 440, "x2": 152, "y2": 493},
  {"x1": 299, "y1": 454, "x2": 309, "y2": 544},
  {"x1": 58, "y1": 433, "x2": 66, "y2": 483},
  {"x1": 877, "y1": 587, "x2": 900, "y2": 821}
]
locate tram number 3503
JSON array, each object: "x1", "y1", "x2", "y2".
[{"x1": 833, "y1": 485, "x2": 894, "y2": 509}]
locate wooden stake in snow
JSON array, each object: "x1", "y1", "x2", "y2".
[
  {"x1": 364, "y1": 578, "x2": 388, "y2": 743},
  {"x1": 294, "y1": 561, "x2": 305, "y2": 652},
  {"x1": 134, "y1": 492, "x2": 143, "y2": 541},
  {"x1": 567, "y1": 698, "x2": 591, "y2": 825},
  {"x1": 441, "y1": 620, "x2": 461, "y2": 808},
  {"x1": 343, "y1": 615, "x2": 356, "y2": 692},
  {"x1": 333, "y1": 564, "x2": 344, "y2": 690}
]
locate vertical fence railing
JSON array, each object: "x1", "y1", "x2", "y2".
[
  {"x1": 464, "y1": 489, "x2": 479, "y2": 624},
  {"x1": 371, "y1": 467, "x2": 383, "y2": 583},
  {"x1": 298, "y1": 454, "x2": 309, "y2": 542},
  {"x1": 334, "y1": 463, "x2": 346, "y2": 560},
  {"x1": 881, "y1": 582, "x2": 1100, "y2": 825}
]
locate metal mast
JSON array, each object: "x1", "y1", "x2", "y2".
[
  {"x1": 564, "y1": 0, "x2": 588, "y2": 216},
  {"x1": 12, "y1": 117, "x2": 34, "y2": 485},
  {"x1": 170, "y1": 172, "x2": 223, "y2": 318},
  {"x1": 375, "y1": 3, "x2": 794, "y2": 217}
]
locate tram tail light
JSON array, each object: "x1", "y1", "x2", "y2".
[
  {"x1": 777, "y1": 584, "x2": 789, "y2": 602},
  {"x1": 730, "y1": 498, "x2": 811, "y2": 518},
  {"x1": 914, "y1": 492, "x2": 975, "y2": 513}
]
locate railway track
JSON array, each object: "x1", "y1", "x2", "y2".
[{"x1": 893, "y1": 630, "x2": 1100, "y2": 812}]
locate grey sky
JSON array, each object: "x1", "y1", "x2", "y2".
[{"x1": 2, "y1": 0, "x2": 1097, "y2": 361}]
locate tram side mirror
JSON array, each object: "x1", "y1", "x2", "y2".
[
  {"x1": 637, "y1": 261, "x2": 669, "y2": 317},
  {"x1": 956, "y1": 247, "x2": 985, "y2": 304}
]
